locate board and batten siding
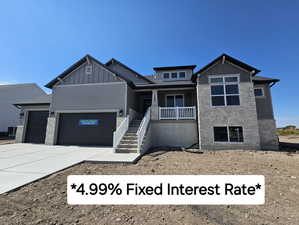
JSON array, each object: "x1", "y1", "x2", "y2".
[{"x1": 57, "y1": 60, "x2": 122, "y2": 86}]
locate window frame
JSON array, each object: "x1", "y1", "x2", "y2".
[
  {"x1": 254, "y1": 87, "x2": 265, "y2": 98},
  {"x1": 165, "y1": 94, "x2": 185, "y2": 107},
  {"x1": 209, "y1": 74, "x2": 241, "y2": 107},
  {"x1": 213, "y1": 126, "x2": 244, "y2": 144},
  {"x1": 162, "y1": 71, "x2": 187, "y2": 80}
]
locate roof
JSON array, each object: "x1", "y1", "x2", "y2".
[
  {"x1": 192, "y1": 53, "x2": 261, "y2": 81},
  {"x1": 153, "y1": 65, "x2": 196, "y2": 71},
  {"x1": 252, "y1": 75, "x2": 280, "y2": 84},
  {"x1": 14, "y1": 94, "x2": 52, "y2": 106},
  {"x1": 45, "y1": 55, "x2": 134, "y2": 89},
  {"x1": 106, "y1": 58, "x2": 154, "y2": 84},
  {"x1": 135, "y1": 81, "x2": 196, "y2": 89}
]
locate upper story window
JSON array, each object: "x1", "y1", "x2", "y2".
[
  {"x1": 163, "y1": 71, "x2": 186, "y2": 80},
  {"x1": 209, "y1": 75, "x2": 240, "y2": 106},
  {"x1": 171, "y1": 72, "x2": 178, "y2": 79},
  {"x1": 163, "y1": 73, "x2": 170, "y2": 79},
  {"x1": 254, "y1": 88, "x2": 264, "y2": 97}
]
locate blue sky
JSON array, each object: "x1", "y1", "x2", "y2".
[{"x1": 0, "y1": 0, "x2": 298, "y2": 127}]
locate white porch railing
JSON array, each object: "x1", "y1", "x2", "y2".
[
  {"x1": 159, "y1": 106, "x2": 196, "y2": 120},
  {"x1": 113, "y1": 116, "x2": 129, "y2": 149},
  {"x1": 137, "y1": 107, "x2": 151, "y2": 153}
]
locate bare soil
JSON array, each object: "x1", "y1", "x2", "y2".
[
  {"x1": 0, "y1": 138, "x2": 15, "y2": 145},
  {"x1": 0, "y1": 148, "x2": 299, "y2": 224},
  {"x1": 279, "y1": 135, "x2": 299, "y2": 144}
]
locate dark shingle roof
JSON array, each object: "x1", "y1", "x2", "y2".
[
  {"x1": 252, "y1": 75, "x2": 280, "y2": 84},
  {"x1": 153, "y1": 65, "x2": 196, "y2": 71}
]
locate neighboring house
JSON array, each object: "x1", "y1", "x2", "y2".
[
  {"x1": 0, "y1": 83, "x2": 47, "y2": 137},
  {"x1": 15, "y1": 54, "x2": 280, "y2": 153}
]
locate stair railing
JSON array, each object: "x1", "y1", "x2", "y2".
[
  {"x1": 113, "y1": 115, "x2": 129, "y2": 151},
  {"x1": 137, "y1": 107, "x2": 151, "y2": 153}
]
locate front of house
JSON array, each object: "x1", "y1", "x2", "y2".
[{"x1": 15, "y1": 54, "x2": 279, "y2": 154}]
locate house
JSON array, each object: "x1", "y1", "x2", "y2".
[
  {"x1": 14, "y1": 54, "x2": 279, "y2": 153},
  {"x1": 0, "y1": 83, "x2": 47, "y2": 137}
]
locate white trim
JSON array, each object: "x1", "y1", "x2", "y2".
[
  {"x1": 254, "y1": 87, "x2": 265, "y2": 98},
  {"x1": 213, "y1": 126, "x2": 244, "y2": 144},
  {"x1": 165, "y1": 94, "x2": 185, "y2": 107}
]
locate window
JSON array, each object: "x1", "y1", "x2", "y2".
[
  {"x1": 254, "y1": 88, "x2": 264, "y2": 97},
  {"x1": 214, "y1": 127, "x2": 228, "y2": 142},
  {"x1": 163, "y1": 71, "x2": 186, "y2": 80},
  {"x1": 166, "y1": 95, "x2": 184, "y2": 107},
  {"x1": 210, "y1": 75, "x2": 240, "y2": 106},
  {"x1": 214, "y1": 126, "x2": 244, "y2": 143},
  {"x1": 163, "y1": 73, "x2": 170, "y2": 79},
  {"x1": 179, "y1": 72, "x2": 186, "y2": 78},
  {"x1": 171, "y1": 72, "x2": 178, "y2": 79}
]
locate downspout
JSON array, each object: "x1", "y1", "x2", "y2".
[{"x1": 196, "y1": 75, "x2": 202, "y2": 150}]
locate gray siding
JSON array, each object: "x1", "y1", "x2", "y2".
[
  {"x1": 51, "y1": 82, "x2": 127, "y2": 113},
  {"x1": 0, "y1": 84, "x2": 46, "y2": 132},
  {"x1": 106, "y1": 62, "x2": 149, "y2": 84},
  {"x1": 255, "y1": 84, "x2": 274, "y2": 119},
  {"x1": 198, "y1": 60, "x2": 251, "y2": 84},
  {"x1": 58, "y1": 60, "x2": 122, "y2": 86}
]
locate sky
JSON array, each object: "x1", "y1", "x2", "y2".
[{"x1": 0, "y1": 0, "x2": 298, "y2": 127}]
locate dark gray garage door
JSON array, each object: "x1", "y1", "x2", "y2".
[
  {"x1": 57, "y1": 112, "x2": 116, "y2": 146},
  {"x1": 25, "y1": 111, "x2": 49, "y2": 144}
]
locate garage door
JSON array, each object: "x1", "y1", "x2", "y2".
[
  {"x1": 57, "y1": 112, "x2": 116, "y2": 146},
  {"x1": 25, "y1": 111, "x2": 49, "y2": 144}
]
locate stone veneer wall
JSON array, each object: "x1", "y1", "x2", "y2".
[
  {"x1": 197, "y1": 82, "x2": 261, "y2": 150},
  {"x1": 258, "y1": 119, "x2": 279, "y2": 150}
]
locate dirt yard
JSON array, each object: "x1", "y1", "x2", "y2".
[
  {"x1": 0, "y1": 147, "x2": 298, "y2": 225},
  {"x1": 0, "y1": 138, "x2": 15, "y2": 145},
  {"x1": 279, "y1": 135, "x2": 299, "y2": 144}
]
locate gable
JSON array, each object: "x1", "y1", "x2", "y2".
[
  {"x1": 197, "y1": 60, "x2": 252, "y2": 84},
  {"x1": 106, "y1": 59, "x2": 153, "y2": 85},
  {"x1": 58, "y1": 59, "x2": 123, "y2": 86}
]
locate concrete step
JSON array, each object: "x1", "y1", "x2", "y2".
[
  {"x1": 126, "y1": 132, "x2": 137, "y2": 136},
  {"x1": 122, "y1": 136, "x2": 137, "y2": 141},
  {"x1": 120, "y1": 139, "x2": 138, "y2": 144},
  {"x1": 115, "y1": 148, "x2": 138, "y2": 153},
  {"x1": 118, "y1": 144, "x2": 138, "y2": 148}
]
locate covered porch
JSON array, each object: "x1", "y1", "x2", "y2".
[{"x1": 135, "y1": 87, "x2": 197, "y2": 120}]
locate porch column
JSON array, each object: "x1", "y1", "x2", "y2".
[{"x1": 151, "y1": 89, "x2": 159, "y2": 120}]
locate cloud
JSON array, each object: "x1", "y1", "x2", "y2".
[{"x1": 276, "y1": 116, "x2": 299, "y2": 128}]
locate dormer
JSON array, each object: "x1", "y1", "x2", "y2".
[{"x1": 153, "y1": 65, "x2": 196, "y2": 82}]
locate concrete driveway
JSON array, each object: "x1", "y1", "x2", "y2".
[{"x1": 0, "y1": 144, "x2": 139, "y2": 194}]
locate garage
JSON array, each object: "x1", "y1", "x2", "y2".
[
  {"x1": 57, "y1": 112, "x2": 116, "y2": 146},
  {"x1": 25, "y1": 111, "x2": 49, "y2": 144}
]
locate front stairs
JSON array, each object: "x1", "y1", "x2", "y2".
[{"x1": 115, "y1": 119, "x2": 142, "y2": 153}]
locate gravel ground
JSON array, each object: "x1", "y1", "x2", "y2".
[
  {"x1": 0, "y1": 139, "x2": 15, "y2": 145},
  {"x1": 0, "y1": 148, "x2": 298, "y2": 225}
]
